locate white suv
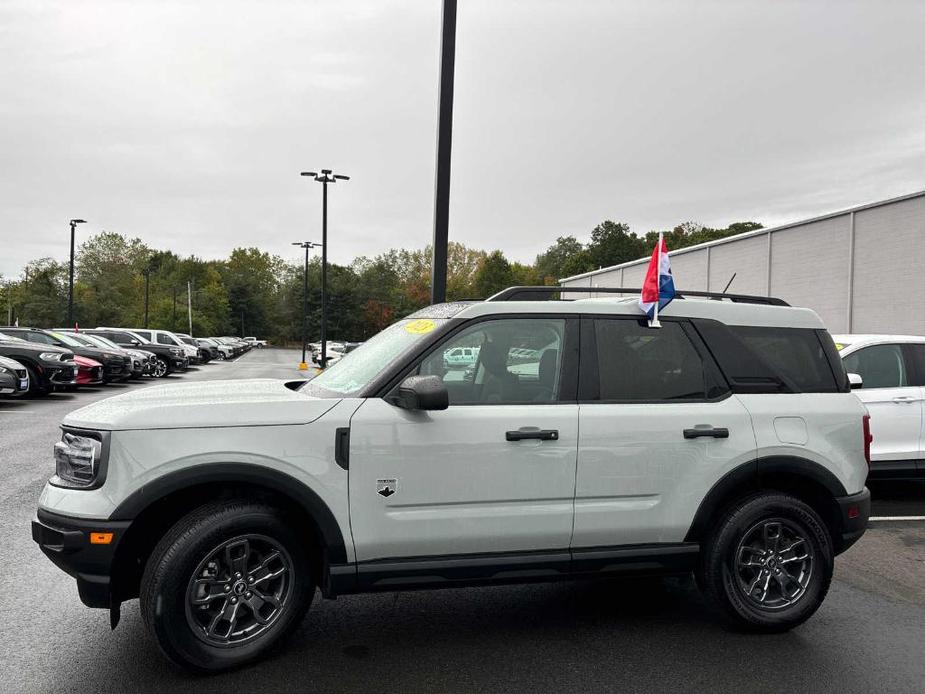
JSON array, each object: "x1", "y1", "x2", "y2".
[
  {"x1": 33, "y1": 289, "x2": 871, "y2": 673},
  {"x1": 834, "y1": 334, "x2": 925, "y2": 480}
]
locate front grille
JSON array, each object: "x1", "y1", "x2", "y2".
[{"x1": 51, "y1": 367, "x2": 76, "y2": 382}]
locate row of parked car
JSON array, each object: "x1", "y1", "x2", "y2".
[{"x1": 0, "y1": 326, "x2": 261, "y2": 398}]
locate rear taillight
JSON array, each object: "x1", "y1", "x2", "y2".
[{"x1": 862, "y1": 414, "x2": 872, "y2": 467}]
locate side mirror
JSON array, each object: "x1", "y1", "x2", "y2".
[
  {"x1": 848, "y1": 372, "x2": 863, "y2": 390},
  {"x1": 390, "y1": 375, "x2": 449, "y2": 411},
  {"x1": 131, "y1": 339, "x2": 140, "y2": 346}
]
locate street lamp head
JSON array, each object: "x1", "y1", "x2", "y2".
[
  {"x1": 70, "y1": 219, "x2": 87, "y2": 225},
  {"x1": 300, "y1": 169, "x2": 349, "y2": 183}
]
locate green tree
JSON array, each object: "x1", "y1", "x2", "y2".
[
  {"x1": 474, "y1": 250, "x2": 514, "y2": 298},
  {"x1": 535, "y1": 236, "x2": 586, "y2": 283}
]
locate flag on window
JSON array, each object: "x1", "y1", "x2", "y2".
[{"x1": 639, "y1": 233, "x2": 675, "y2": 326}]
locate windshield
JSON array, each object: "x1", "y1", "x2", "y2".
[
  {"x1": 47, "y1": 331, "x2": 86, "y2": 348},
  {"x1": 62, "y1": 333, "x2": 96, "y2": 347},
  {"x1": 0, "y1": 331, "x2": 25, "y2": 343},
  {"x1": 84, "y1": 334, "x2": 121, "y2": 350},
  {"x1": 304, "y1": 318, "x2": 447, "y2": 397}
]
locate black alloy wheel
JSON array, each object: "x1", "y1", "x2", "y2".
[
  {"x1": 185, "y1": 535, "x2": 293, "y2": 647},
  {"x1": 733, "y1": 519, "x2": 815, "y2": 609}
]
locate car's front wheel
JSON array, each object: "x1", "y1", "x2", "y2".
[
  {"x1": 140, "y1": 500, "x2": 313, "y2": 673},
  {"x1": 23, "y1": 364, "x2": 50, "y2": 397},
  {"x1": 152, "y1": 357, "x2": 169, "y2": 378},
  {"x1": 697, "y1": 492, "x2": 833, "y2": 632}
]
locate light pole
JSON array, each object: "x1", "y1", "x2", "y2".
[
  {"x1": 67, "y1": 219, "x2": 86, "y2": 327},
  {"x1": 431, "y1": 0, "x2": 457, "y2": 304},
  {"x1": 300, "y1": 169, "x2": 349, "y2": 370},
  {"x1": 292, "y1": 241, "x2": 322, "y2": 370}
]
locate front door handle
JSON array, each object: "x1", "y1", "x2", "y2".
[
  {"x1": 892, "y1": 395, "x2": 918, "y2": 403},
  {"x1": 506, "y1": 428, "x2": 559, "y2": 442},
  {"x1": 683, "y1": 426, "x2": 729, "y2": 439}
]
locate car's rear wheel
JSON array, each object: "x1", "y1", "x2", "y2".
[
  {"x1": 140, "y1": 500, "x2": 313, "y2": 673},
  {"x1": 697, "y1": 492, "x2": 833, "y2": 632},
  {"x1": 153, "y1": 357, "x2": 169, "y2": 378}
]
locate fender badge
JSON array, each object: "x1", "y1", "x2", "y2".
[{"x1": 377, "y1": 479, "x2": 397, "y2": 498}]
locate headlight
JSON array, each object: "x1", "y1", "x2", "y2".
[
  {"x1": 39, "y1": 352, "x2": 65, "y2": 362},
  {"x1": 0, "y1": 366, "x2": 6, "y2": 373},
  {"x1": 52, "y1": 432, "x2": 103, "y2": 489}
]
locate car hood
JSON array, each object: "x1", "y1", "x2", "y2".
[{"x1": 63, "y1": 379, "x2": 339, "y2": 431}]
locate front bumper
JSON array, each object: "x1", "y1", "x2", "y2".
[
  {"x1": 32, "y1": 509, "x2": 130, "y2": 608},
  {"x1": 48, "y1": 364, "x2": 77, "y2": 385},
  {"x1": 835, "y1": 487, "x2": 871, "y2": 554}
]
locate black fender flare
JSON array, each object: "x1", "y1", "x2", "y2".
[
  {"x1": 684, "y1": 455, "x2": 848, "y2": 543},
  {"x1": 109, "y1": 463, "x2": 348, "y2": 563}
]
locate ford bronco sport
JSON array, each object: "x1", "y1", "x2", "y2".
[{"x1": 32, "y1": 287, "x2": 871, "y2": 672}]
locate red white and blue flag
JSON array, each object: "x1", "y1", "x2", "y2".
[{"x1": 639, "y1": 233, "x2": 675, "y2": 325}]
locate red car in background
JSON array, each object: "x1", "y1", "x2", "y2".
[{"x1": 73, "y1": 354, "x2": 104, "y2": 386}]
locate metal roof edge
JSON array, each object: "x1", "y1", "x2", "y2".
[{"x1": 558, "y1": 187, "x2": 925, "y2": 283}]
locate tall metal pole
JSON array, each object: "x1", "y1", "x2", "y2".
[
  {"x1": 187, "y1": 279, "x2": 193, "y2": 335},
  {"x1": 302, "y1": 244, "x2": 309, "y2": 366},
  {"x1": 321, "y1": 181, "x2": 328, "y2": 368},
  {"x1": 68, "y1": 222, "x2": 75, "y2": 326},
  {"x1": 430, "y1": 0, "x2": 457, "y2": 305}
]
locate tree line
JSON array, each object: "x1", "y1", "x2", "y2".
[{"x1": 0, "y1": 219, "x2": 761, "y2": 343}]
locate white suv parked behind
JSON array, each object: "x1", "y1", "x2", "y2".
[
  {"x1": 33, "y1": 288, "x2": 871, "y2": 672},
  {"x1": 835, "y1": 334, "x2": 925, "y2": 480}
]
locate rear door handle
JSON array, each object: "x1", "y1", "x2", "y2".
[
  {"x1": 892, "y1": 396, "x2": 918, "y2": 403},
  {"x1": 683, "y1": 426, "x2": 729, "y2": 439},
  {"x1": 506, "y1": 428, "x2": 559, "y2": 442}
]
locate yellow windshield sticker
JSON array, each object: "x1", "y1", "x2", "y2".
[
  {"x1": 835, "y1": 343, "x2": 846, "y2": 350},
  {"x1": 404, "y1": 319, "x2": 436, "y2": 335}
]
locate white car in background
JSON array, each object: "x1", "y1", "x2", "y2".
[
  {"x1": 834, "y1": 334, "x2": 925, "y2": 480},
  {"x1": 243, "y1": 336, "x2": 267, "y2": 348}
]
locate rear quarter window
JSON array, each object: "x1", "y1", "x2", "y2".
[{"x1": 694, "y1": 320, "x2": 845, "y2": 393}]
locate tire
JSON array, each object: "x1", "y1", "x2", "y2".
[
  {"x1": 24, "y1": 364, "x2": 50, "y2": 397},
  {"x1": 153, "y1": 357, "x2": 169, "y2": 378},
  {"x1": 697, "y1": 492, "x2": 833, "y2": 632},
  {"x1": 140, "y1": 500, "x2": 313, "y2": 673}
]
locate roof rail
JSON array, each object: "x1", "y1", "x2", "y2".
[{"x1": 486, "y1": 286, "x2": 790, "y2": 306}]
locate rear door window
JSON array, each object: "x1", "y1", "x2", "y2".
[
  {"x1": 582, "y1": 318, "x2": 725, "y2": 401},
  {"x1": 843, "y1": 344, "x2": 909, "y2": 389}
]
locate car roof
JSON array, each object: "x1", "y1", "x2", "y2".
[
  {"x1": 832, "y1": 334, "x2": 925, "y2": 346},
  {"x1": 446, "y1": 297, "x2": 826, "y2": 329}
]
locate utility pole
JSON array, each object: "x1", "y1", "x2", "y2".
[
  {"x1": 187, "y1": 279, "x2": 193, "y2": 335},
  {"x1": 67, "y1": 219, "x2": 87, "y2": 327},
  {"x1": 143, "y1": 269, "x2": 151, "y2": 328},
  {"x1": 172, "y1": 286, "x2": 177, "y2": 330},
  {"x1": 300, "y1": 169, "x2": 349, "y2": 369},
  {"x1": 430, "y1": 0, "x2": 457, "y2": 304}
]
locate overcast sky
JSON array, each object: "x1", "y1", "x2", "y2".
[{"x1": 2, "y1": 0, "x2": 924, "y2": 278}]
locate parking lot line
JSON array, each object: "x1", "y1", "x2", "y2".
[{"x1": 869, "y1": 516, "x2": 925, "y2": 522}]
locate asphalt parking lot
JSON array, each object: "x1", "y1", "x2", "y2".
[{"x1": 1, "y1": 348, "x2": 924, "y2": 693}]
